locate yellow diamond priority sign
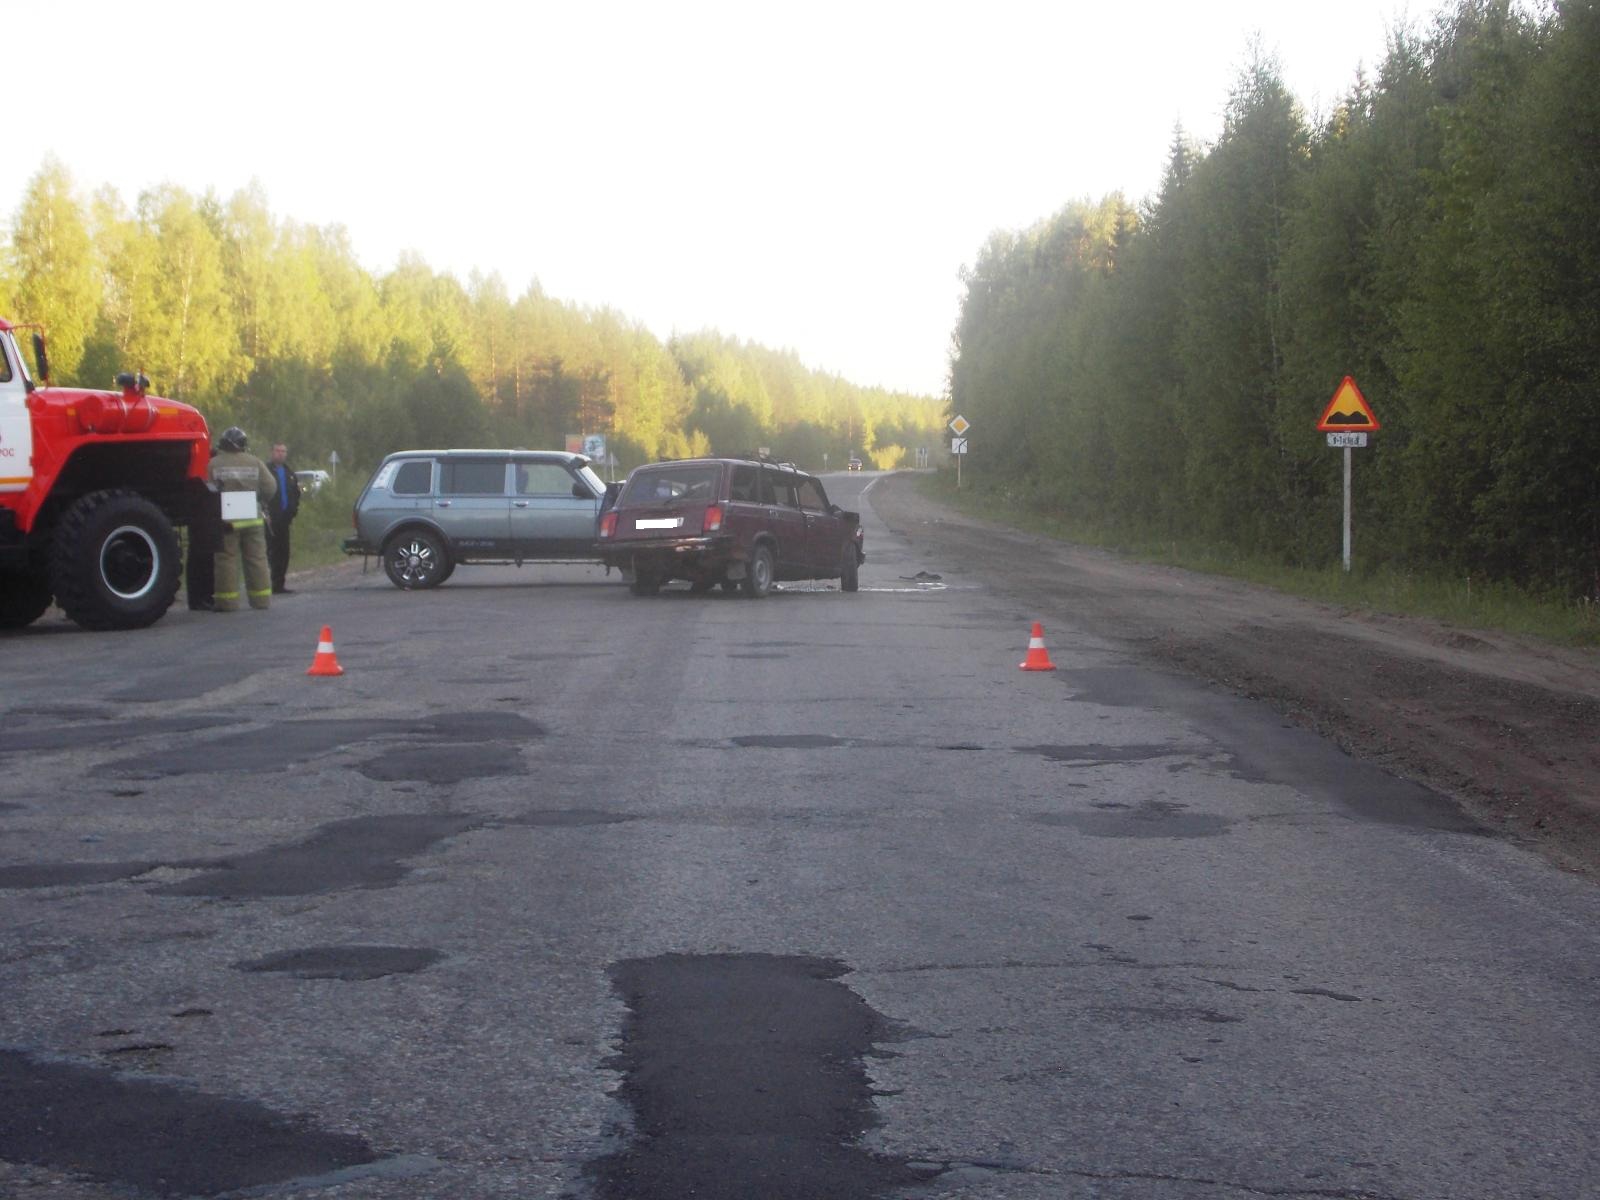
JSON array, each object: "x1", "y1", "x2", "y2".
[{"x1": 949, "y1": 415, "x2": 970, "y2": 436}]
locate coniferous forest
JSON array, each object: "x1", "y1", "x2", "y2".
[
  {"x1": 5, "y1": 1, "x2": 1595, "y2": 596},
  {"x1": 950, "y1": 0, "x2": 1599, "y2": 596},
  {"x1": 0, "y1": 177, "x2": 943, "y2": 479}
]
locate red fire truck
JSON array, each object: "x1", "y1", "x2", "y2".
[{"x1": 0, "y1": 320, "x2": 211, "y2": 630}]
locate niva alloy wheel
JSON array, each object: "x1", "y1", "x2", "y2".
[{"x1": 383, "y1": 531, "x2": 450, "y2": 589}]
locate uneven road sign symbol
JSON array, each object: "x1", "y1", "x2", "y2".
[{"x1": 1317, "y1": 377, "x2": 1380, "y2": 432}]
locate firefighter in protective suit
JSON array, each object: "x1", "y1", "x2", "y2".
[{"x1": 209, "y1": 426, "x2": 278, "y2": 611}]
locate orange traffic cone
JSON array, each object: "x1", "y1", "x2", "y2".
[
  {"x1": 306, "y1": 625, "x2": 345, "y2": 677},
  {"x1": 1019, "y1": 621, "x2": 1057, "y2": 671}
]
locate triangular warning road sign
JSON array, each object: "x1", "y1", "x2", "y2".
[{"x1": 1317, "y1": 376, "x2": 1380, "y2": 432}]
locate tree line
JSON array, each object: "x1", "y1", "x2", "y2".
[
  {"x1": 1, "y1": 171, "x2": 943, "y2": 478},
  {"x1": 950, "y1": 0, "x2": 1599, "y2": 596}
]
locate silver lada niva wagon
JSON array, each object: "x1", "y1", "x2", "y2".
[{"x1": 345, "y1": 449, "x2": 611, "y2": 589}]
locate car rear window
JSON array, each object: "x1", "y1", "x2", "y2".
[
  {"x1": 622, "y1": 465, "x2": 721, "y2": 505},
  {"x1": 391, "y1": 461, "x2": 433, "y2": 495}
]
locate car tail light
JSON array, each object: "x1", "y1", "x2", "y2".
[
  {"x1": 599, "y1": 511, "x2": 618, "y2": 539},
  {"x1": 702, "y1": 504, "x2": 723, "y2": 533}
]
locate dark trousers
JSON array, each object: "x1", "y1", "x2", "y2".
[
  {"x1": 185, "y1": 515, "x2": 219, "y2": 609},
  {"x1": 267, "y1": 517, "x2": 293, "y2": 591}
]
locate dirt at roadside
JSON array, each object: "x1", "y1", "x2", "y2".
[{"x1": 870, "y1": 474, "x2": 1600, "y2": 877}]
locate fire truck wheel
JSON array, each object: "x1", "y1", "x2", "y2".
[
  {"x1": 0, "y1": 567, "x2": 53, "y2": 630},
  {"x1": 50, "y1": 490, "x2": 182, "y2": 630}
]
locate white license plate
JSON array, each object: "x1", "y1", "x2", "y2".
[{"x1": 635, "y1": 517, "x2": 683, "y2": 530}]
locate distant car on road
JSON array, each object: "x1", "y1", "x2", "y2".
[
  {"x1": 599, "y1": 457, "x2": 864, "y2": 597},
  {"x1": 295, "y1": 469, "x2": 332, "y2": 494},
  {"x1": 344, "y1": 449, "x2": 607, "y2": 589},
  {"x1": 846, "y1": 456, "x2": 863, "y2": 471}
]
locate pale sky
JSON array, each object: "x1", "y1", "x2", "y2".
[{"x1": 11, "y1": 0, "x2": 1418, "y2": 398}]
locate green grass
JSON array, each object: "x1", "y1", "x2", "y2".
[
  {"x1": 284, "y1": 474, "x2": 365, "y2": 571},
  {"x1": 917, "y1": 471, "x2": 1600, "y2": 647}
]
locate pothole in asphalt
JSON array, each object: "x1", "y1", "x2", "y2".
[
  {"x1": 588, "y1": 953, "x2": 940, "y2": 1200},
  {"x1": 0, "y1": 1047, "x2": 389, "y2": 1197},
  {"x1": 236, "y1": 946, "x2": 444, "y2": 980}
]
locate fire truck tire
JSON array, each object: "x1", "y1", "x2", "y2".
[
  {"x1": 0, "y1": 567, "x2": 53, "y2": 630},
  {"x1": 50, "y1": 490, "x2": 182, "y2": 630}
]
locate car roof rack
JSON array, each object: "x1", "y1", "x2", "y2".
[{"x1": 742, "y1": 450, "x2": 801, "y2": 470}]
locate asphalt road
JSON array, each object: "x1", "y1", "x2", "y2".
[{"x1": 3, "y1": 472, "x2": 1599, "y2": 1199}]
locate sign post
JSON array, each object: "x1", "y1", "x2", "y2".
[
  {"x1": 949, "y1": 415, "x2": 971, "y2": 488},
  {"x1": 1316, "y1": 378, "x2": 1380, "y2": 572}
]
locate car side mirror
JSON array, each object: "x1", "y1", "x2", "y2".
[
  {"x1": 31, "y1": 332, "x2": 50, "y2": 385},
  {"x1": 573, "y1": 482, "x2": 594, "y2": 500}
]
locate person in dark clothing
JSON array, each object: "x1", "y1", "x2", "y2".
[
  {"x1": 266, "y1": 442, "x2": 302, "y2": 594},
  {"x1": 186, "y1": 445, "x2": 220, "y2": 610}
]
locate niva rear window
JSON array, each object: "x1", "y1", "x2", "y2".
[
  {"x1": 391, "y1": 461, "x2": 433, "y2": 495},
  {"x1": 622, "y1": 466, "x2": 720, "y2": 505}
]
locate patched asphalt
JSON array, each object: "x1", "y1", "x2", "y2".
[
  {"x1": 0, "y1": 715, "x2": 234, "y2": 753},
  {"x1": 4, "y1": 480, "x2": 1599, "y2": 1200},
  {"x1": 0, "y1": 860, "x2": 161, "y2": 889},
  {"x1": 588, "y1": 954, "x2": 939, "y2": 1200},
  {"x1": 95, "y1": 712, "x2": 544, "y2": 777},
  {"x1": 0, "y1": 1047, "x2": 379, "y2": 1197},
  {"x1": 235, "y1": 946, "x2": 444, "y2": 980},
  {"x1": 151, "y1": 813, "x2": 485, "y2": 897},
  {"x1": 357, "y1": 743, "x2": 526, "y2": 782}
]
